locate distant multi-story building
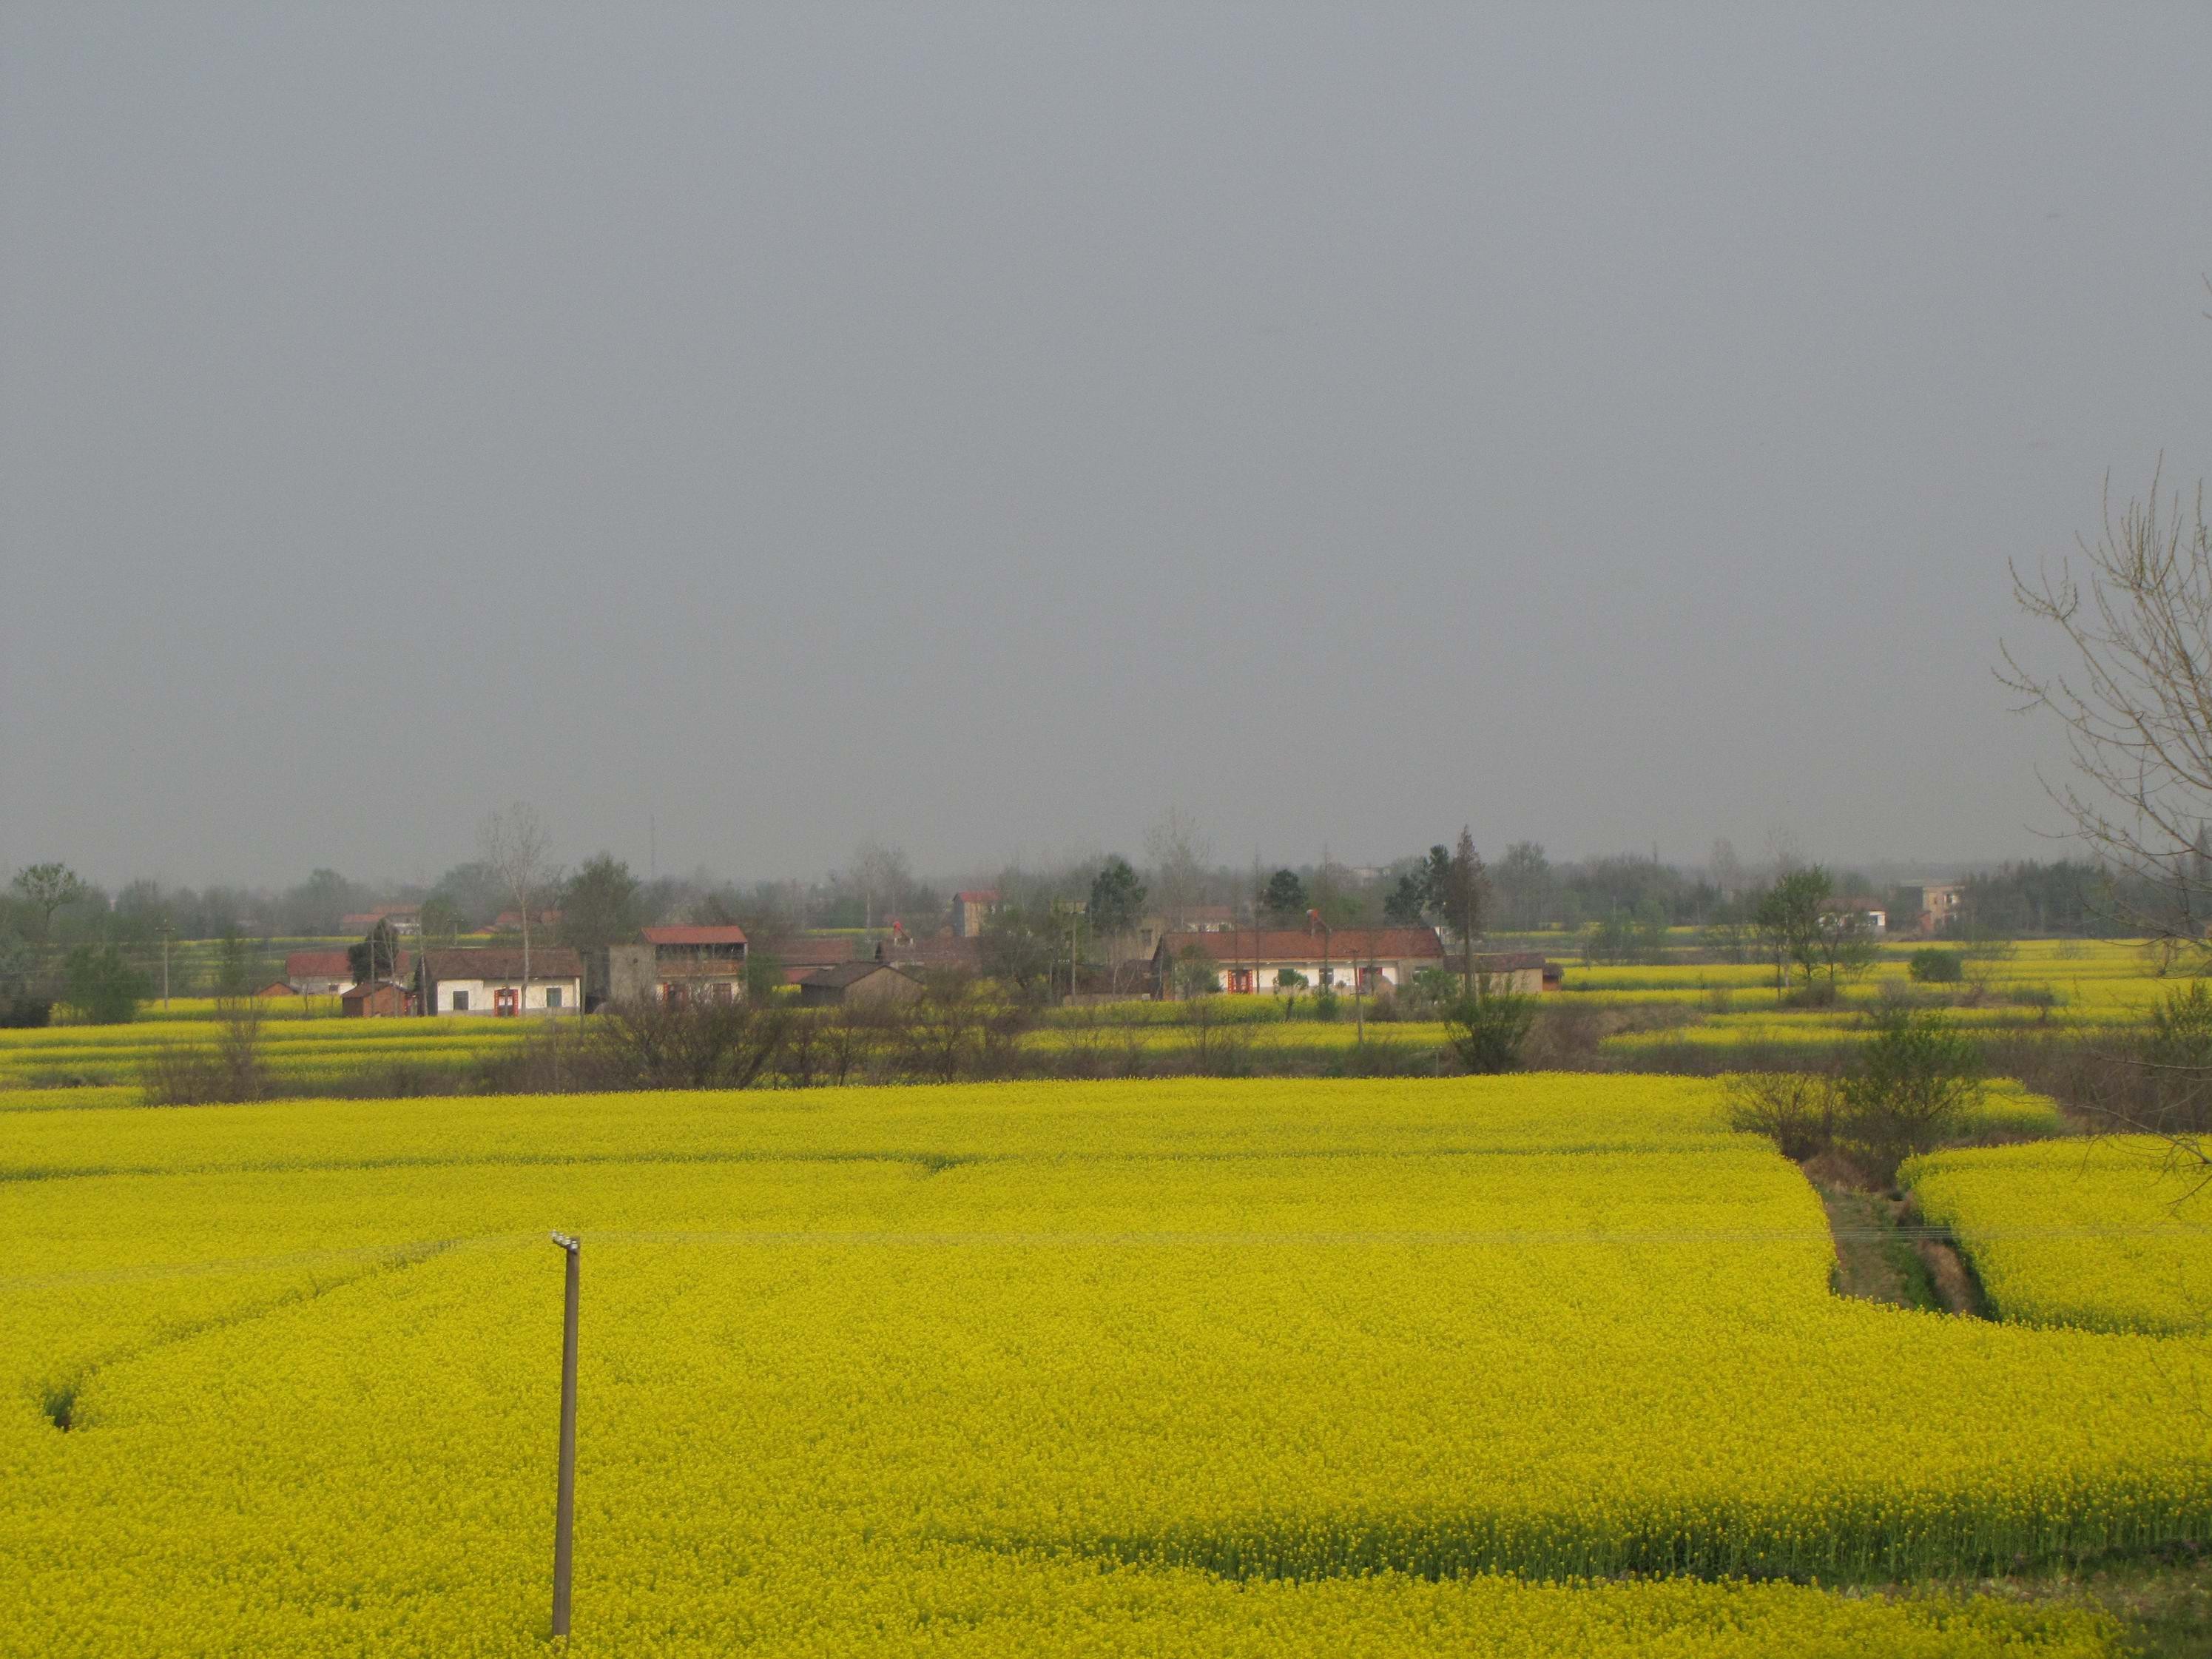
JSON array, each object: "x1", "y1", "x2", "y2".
[
  {"x1": 1913, "y1": 883, "x2": 1965, "y2": 934},
  {"x1": 949, "y1": 890, "x2": 1001, "y2": 938},
  {"x1": 597, "y1": 926, "x2": 750, "y2": 1007}
]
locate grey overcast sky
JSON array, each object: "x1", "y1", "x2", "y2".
[{"x1": 6, "y1": 4, "x2": 2212, "y2": 888}]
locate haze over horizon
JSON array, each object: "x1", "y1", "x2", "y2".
[{"x1": 7, "y1": 4, "x2": 2212, "y2": 889}]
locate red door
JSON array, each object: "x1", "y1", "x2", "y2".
[{"x1": 495, "y1": 987, "x2": 519, "y2": 1017}]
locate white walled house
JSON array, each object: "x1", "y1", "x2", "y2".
[
  {"x1": 285, "y1": 949, "x2": 356, "y2": 997},
  {"x1": 1151, "y1": 926, "x2": 1449, "y2": 997},
  {"x1": 417, "y1": 946, "x2": 584, "y2": 1016}
]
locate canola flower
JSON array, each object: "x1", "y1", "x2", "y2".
[
  {"x1": 1909, "y1": 1136, "x2": 2212, "y2": 1335},
  {"x1": 0, "y1": 1077, "x2": 2192, "y2": 1655}
]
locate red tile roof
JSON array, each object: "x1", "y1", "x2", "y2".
[
  {"x1": 642, "y1": 924, "x2": 749, "y2": 946},
  {"x1": 800, "y1": 961, "x2": 920, "y2": 989},
  {"x1": 877, "y1": 936, "x2": 982, "y2": 970},
  {"x1": 775, "y1": 938, "x2": 857, "y2": 968},
  {"x1": 419, "y1": 946, "x2": 584, "y2": 981},
  {"x1": 1158, "y1": 926, "x2": 1446, "y2": 964},
  {"x1": 286, "y1": 949, "x2": 353, "y2": 980}
]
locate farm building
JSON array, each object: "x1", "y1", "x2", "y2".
[
  {"x1": 1466, "y1": 952, "x2": 1562, "y2": 995},
  {"x1": 797, "y1": 961, "x2": 925, "y2": 1008},
  {"x1": 949, "y1": 890, "x2": 1001, "y2": 938},
  {"x1": 876, "y1": 934, "x2": 982, "y2": 975},
  {"x1": 595, "y1": 926, "x2": 749, "y2": 1008},
  {"x1": 1912, "y1": 883, "x2": 1965, "y2": 934},
  {"x1": 254, "y1": 980, "x2": 297, "y2": 998},
  {"x1": 774, "y1": 936, "x2": 858, "y2": 985},
  {"x1": 1152, "y1": 926, "x2": 1448, "y2": 998},
  {"x1": 1106, "y1": 905, "x2": 1242, "y2": 965},
  {"x1": 284, "y1": 949, "x2": 355, "y2": 996},
  {"x1": 415, "y1": 947, "x2": 584, "y2": 1016},
  {"x1": 340, "y1": 980, "x2": 413, "y2": 1017}
]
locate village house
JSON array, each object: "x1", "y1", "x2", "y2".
[
  {"x1": 1152, "y1": 926, "x2": 1449, "y2": 997},
  {"x1": 1466, "y1": 952, "x2": 1562, "y2": 996},
  {"x1": 284, "y1": 949, "x2": 356, "y2": 996},
  {"x1": 775, "y1": 936, "x2": 858, "y2": 985},
  {"x1": 415, "y1": 946, "x2": 584, "y2": 1016},
  {"x1": 1912, "y1": 883, "x2": 1965, "y2": 934},
  {"x1": 1103, "y1": 905, "x2": 1243, "y2": 966},
  {"x1": 876, "y1": 933, "x2": 982, "y2": 975},
  {"x1": 596, "y1": 925, "x2": 749, "y2": 1007},
  {"x1": 797, "y1": 961, "x2": 925, "y2": 1009}
]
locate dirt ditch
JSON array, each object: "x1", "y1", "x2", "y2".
[{"x1": 1815, "y1": 1182, "x2": 1986, "y2": 1316}]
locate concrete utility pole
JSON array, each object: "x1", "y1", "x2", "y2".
[{"x1": 549, "y1": 1232, "x2": 581, "y2": 1638}]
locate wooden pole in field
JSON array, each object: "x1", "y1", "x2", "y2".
[{"x1": 550, "y1": 1232, "x2": 580, "y2": 1638}]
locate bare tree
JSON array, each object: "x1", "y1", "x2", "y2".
[
  {"x1": 2002, "y1": 463, "x2": 2212, "y2": 1174},
  {"x1": 1144, "y1": 808, "x2": 1212, "y2": 932},
  {"x1": 2003, "y1": 468, "x2": 2212, "y2": 948},
  {"x1": 479, "y1": 803, "x2": 553, "y2": 1009},
  {"x1": 847, "y1": 838, "x2": 911, "y2": 932}
]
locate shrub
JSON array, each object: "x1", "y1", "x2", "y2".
[
  {"x1": 1310, "y1": 990, "x2": 1341, "y2": 1022},
  {"x1": 1724, "y1": 1071, "x2": 1836, "y2": 1161},
  {"x1": 142, "y1": 999, "x2": 270, "y2": 1107},
  {"x1": 0, "y1": 994, "x2": 51, "y2": 1029},
  {"x1": 1443, "y1": 992, "x2": 1538, "y2": 1074},
  {"x1": 1907, "y1": 949, "x2": 1963, "y2": 984},
  {"x1": 60, "y1": 945, "x2": 149, "y2": 1025},
  {"x1": 2139, "y1": 978, "x2": 2212, "y2": 1134},
  {"x1": 1835, "y1": 1009, "x2": 1983, "y2": 1185}
]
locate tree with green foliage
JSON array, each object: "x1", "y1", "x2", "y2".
[
  {"x1": 213, "y1": 930, "x2": 256, "y2": 998},
  {"x1": 1809, "y1": 906, "x2": 1881, "y2": 989},
  {"x1": 1273, "y1": 966, "x2": 1307, "y2": 1017},
  {"x1": 1382, "y1": 869, "x2": 1429, "y2": 926},
  {"x1": 1439, "y1": 828, "x2": 1490, "y2": 992},
  {"x1": 1835, "y1": 1009, "x2": 1984, "y2": 1183},
  {"x1": 560, "y1": 854, "x2": 648, "y2": 957},
  {"x1": 1260, "y1": 868, "x2": 1307, "y2": 923},
  {"x1": 1752, "y1": 866, "x2": 1832, "y2": 995},
  {"x1": 348, "y1": 920, "x2": 402, "y2": 986},
  {"x1": 1088, "y1": 857, "x2": 1147, "y2": 940},
  {"x1": 61, "y1": 944, "x2": 149, "y2": 1025},
  {"x1": 11, "y1": 863, "x2": 88, "y2": 946}
]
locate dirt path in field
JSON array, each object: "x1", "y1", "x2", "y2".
[{"x1": 1815, "y1": 1184, "x2": 1985, "y2": 1316}]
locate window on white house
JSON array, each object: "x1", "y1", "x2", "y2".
[
  {"x1": 451, "y1": 989, "x2": 469, "y2": 1012},
  {"x1": 545, "y1": 986, "x2": 563, "y2": 1009}
]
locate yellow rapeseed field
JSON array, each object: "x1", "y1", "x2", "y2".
[
  {"x1": 1909, "y1": 1136, "x2": 2212, "y2": 1335},
  {"x1": 0, "y1": 1077, "x2": 2190, "y2": 1655}
]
